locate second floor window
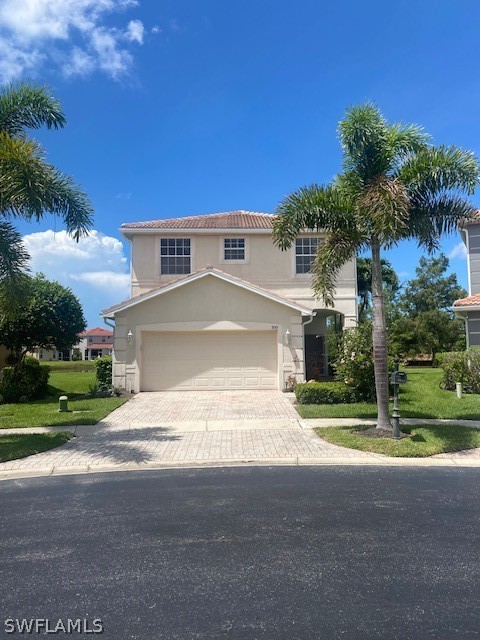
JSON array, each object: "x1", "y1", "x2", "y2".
[
  {"x1": 160, "y1": 238, "x2": 191, "y2": 275},
  {"x1": 224, "y1": 238, "x2": 245, "y2": 261},
  {"x1": 296, "y1": 237, "x2": 320, "y2": 274}
]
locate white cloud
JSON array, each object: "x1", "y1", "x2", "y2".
[
  {"x1": 126, "y1": 19, "x2": 144, "y2": 44},
  {"x1": 71, "y1": 270, "x2": 130, "y2": 291},
  {"x1": 448, "y1": 242, "x2": 467, "y2": 260},
  {"x1": 0, "y1": 0, "x2": 145, "y2": 82},
  {"x1": 22, "y1": 229, "x2": 130, "y2": 323}
]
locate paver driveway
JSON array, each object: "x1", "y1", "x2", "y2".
[
  {"x1": 3, "y1": 392, "x2": 480, "y2": 480},
  {"x1": 100, "y1": 390, "x2": 300, "y2": 428}
]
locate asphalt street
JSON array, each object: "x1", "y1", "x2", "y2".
[{"x1": 0, "y1": 466, "x2": 479, "y2": 640}]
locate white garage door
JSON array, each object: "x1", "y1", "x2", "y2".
[{"x1": 141, "y1": 331, "x2": 278, "y2": 391}]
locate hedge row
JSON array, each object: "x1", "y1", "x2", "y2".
[{"x1": 294, "y1": 381, "x2": 363, "y2": 405}]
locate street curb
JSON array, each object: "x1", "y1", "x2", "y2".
[{"x1": 1, "y1": 454, "x2": 480, "y2": 482}]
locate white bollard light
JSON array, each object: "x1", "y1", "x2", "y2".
[{"x1": 456, "y1": 382, "x2": 463, "y2": 399}]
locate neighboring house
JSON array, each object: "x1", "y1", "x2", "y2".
[
  {"x1": 454, "y1": 214, "x2": 480, "y2": 346},
  {"x1": 28, "y1": 327, "x2": 113, "y2": 362},
  {"x1": 78, "y1": 327, "x2": 113, "y2": 360},
  {"x1": 29, "y1": 347, "x2": 72, "y2": 362},
  {"x1": 102, "y1": 210, "x2": 358, "y2": 393}
]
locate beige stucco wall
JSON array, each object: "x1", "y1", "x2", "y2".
[
  {"x1": 129, "y1": 232, "x2": 357, "y2": 326},
  {"x1": 112, "y1": 274, "x2": 307, "y2": 392}
]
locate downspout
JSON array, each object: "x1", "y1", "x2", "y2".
[{"x1": 302, "y1": 312, "x2": 316, "y2": 381}]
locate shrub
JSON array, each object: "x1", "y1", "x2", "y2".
[
  {"x1": 0, "y1": 358, "x2": 50, "y2": 403},
  {"x1": 295, "y1": 381, "x2": 363, "y2": 405},
  {"x1": 328, "y1": 324, "x2": 377, "y2": 400},
  {"x1": 441, "y1": 348, "x2": 480, "y2": 394},
  {"x1": 94, "y1": 356, "x2": 112, "y2": 390}
]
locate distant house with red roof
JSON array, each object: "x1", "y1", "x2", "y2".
[
  {"x1": 77, "y1": 327, "x2": 113, "y2": 361},
  {"x1": 28, "y1": 327, "x2": 113, "y2": 362}
]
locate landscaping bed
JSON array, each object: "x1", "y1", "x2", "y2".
[
  {"x1": 315, "y1": 423, "x2": 480, "y2": 457},
  {"x1": 0, "y1": 432, "x2": 72, "y2": 462},
  {"x1": 297, "y1": 368, "x2": 480, "y2": 421}
]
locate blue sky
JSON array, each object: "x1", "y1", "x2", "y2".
[{"x1": 1, "y1": 0, "x2": 477, "y2": 325}]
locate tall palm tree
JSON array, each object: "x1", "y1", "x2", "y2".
[
  {"x1": 273, "y1": 104, "x2": 480, "y2": 430},
  {"x1": 0, "y1": 82, "x2": 93, "y2": 305}
]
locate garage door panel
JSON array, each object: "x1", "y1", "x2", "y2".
[{"x1": 141, "y1": 331, "x2": 278, "y2": 391}]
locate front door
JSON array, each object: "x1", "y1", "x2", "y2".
[{"x1": 305, "y1": 334, "x2": 326, "y2": 381}]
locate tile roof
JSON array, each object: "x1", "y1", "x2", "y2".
[
  {"x1": 464, "y1": 210, "x2": 480, "y2": 226},
  {"x1": 121, "y1": 210, "x2": 275, "y2": 230},
  {"x1": 454, "y1": 293, "x2": 480, "y2": 307},
  {"x1": 79, "y1": 327, "x2": 113, "y2": 337}
]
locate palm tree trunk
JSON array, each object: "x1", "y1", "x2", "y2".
[{"x1": 371, "y1": 239, "x2": 392, "y2": 430}]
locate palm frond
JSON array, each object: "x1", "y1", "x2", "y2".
[
  {"x1": 386, "y1": 122, "x2": 431, "y2": 163},
  {"x1": 0, "y1": 82, "x2": 66, "y2": 136},
  {"x1": 398, "y1": 145, "x2": 480, "y2": 196},
  {"x1": 408, "y1": 193, "x2": 477, "y2": 252},
  {"x1": 273, "y1": 184, "x2": 356, "y2": 250},
  {"x1": 0, "y1": 220, "x2": 29, "y2": 280},
  {"x1": 338, "y1": 103, "x2": 392, "y2": 181},
  {"x1": 0, "y1": 132, "x2": 93, "y2": 237},
  {"x1": 312, "y1": 233, "x2": 363, "y2": 306}
]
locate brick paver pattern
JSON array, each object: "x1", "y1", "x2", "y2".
[
  {"x1": 102, "y1": 390, "x2": 300, "y2": 425},
  {"x1": 2, "y1": 391, "x2": 480, "y2": 476}
]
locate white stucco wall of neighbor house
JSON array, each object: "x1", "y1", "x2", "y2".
[{"x1": 110, "y1": 275, "x2": 309, "y2": 392}]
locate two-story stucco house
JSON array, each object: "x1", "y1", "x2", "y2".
[
  {"x1": 102, "y1": 211, "x2": 358, "y2": 392},
  {"x1": 454, "y1": 214, "x2": 480, "y2": 346}
]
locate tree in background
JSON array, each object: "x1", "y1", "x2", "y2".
[
  {"x1": 357, "y1": 257, "x2": 400, "y2": 321},
  {"x1": 389, "y1": 254, "x2": 466, "y2": 359},
  {"x1": 0, "y1": 83, "x2": 93, "y2": 311},
  {"x1": 273, "y1": 104, "x2": 480, "y2": 430},
  {"x1": 0, "y1": 274, "x2": 86, "y2": 363}
]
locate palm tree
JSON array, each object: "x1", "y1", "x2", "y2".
[
  {"x1": 273, "y1": 104, "x2": 480, "y2": 430},
  {"x1": 0, "y1": 82, "x2": 93, "y2": 305}
]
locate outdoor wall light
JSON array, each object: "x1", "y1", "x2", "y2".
[
  {"x1": 127, "y1": 330, "x2": 134, "y2": 345},
  {"x1": 285, "y1": 329, "x2": 291, "y2": 345}
]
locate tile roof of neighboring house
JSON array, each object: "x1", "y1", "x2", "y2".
[
  {"x1": 121, "y1": 210, "x2": 275, "y2": 230},
  {"x1": 454, "y1": 293, "x2": 480, "y2": 307},
  {"x1": 79, "y1": 327, "x2": 113, "y2": 337},
  {"x1": 86, "y1": 343, "x2": 113, "y2": 350},
  {"x1": 464, "y1": 210, "x2": 480, "y2": 226}
]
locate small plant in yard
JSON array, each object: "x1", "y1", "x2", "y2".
[
  {"x1": 440, "y1": 348, "x2": 480, "y2": 394},
  {"x1": 94, "y1": 356, "x2": 112, "y2": 390},
  {"x1": 88, "y1": 382, "x2": 99, "y2": 398}
]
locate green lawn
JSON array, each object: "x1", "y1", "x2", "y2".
[
  {"x1": 297, "y1": 367, "x2": 480, "y2": 420},
  {"x1": 0, "y1": 432, "x2": 73, "y2": 462},
  {"x1": 316, "y1": 424, "x2": 480, "y2": 457},
  {"x1": 0, "y1": 370, "x2": 127, "y2": 429}
]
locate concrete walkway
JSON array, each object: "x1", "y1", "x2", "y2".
[{"x1": 2, "y1": 391, "x2": 480, "y2": 479}]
